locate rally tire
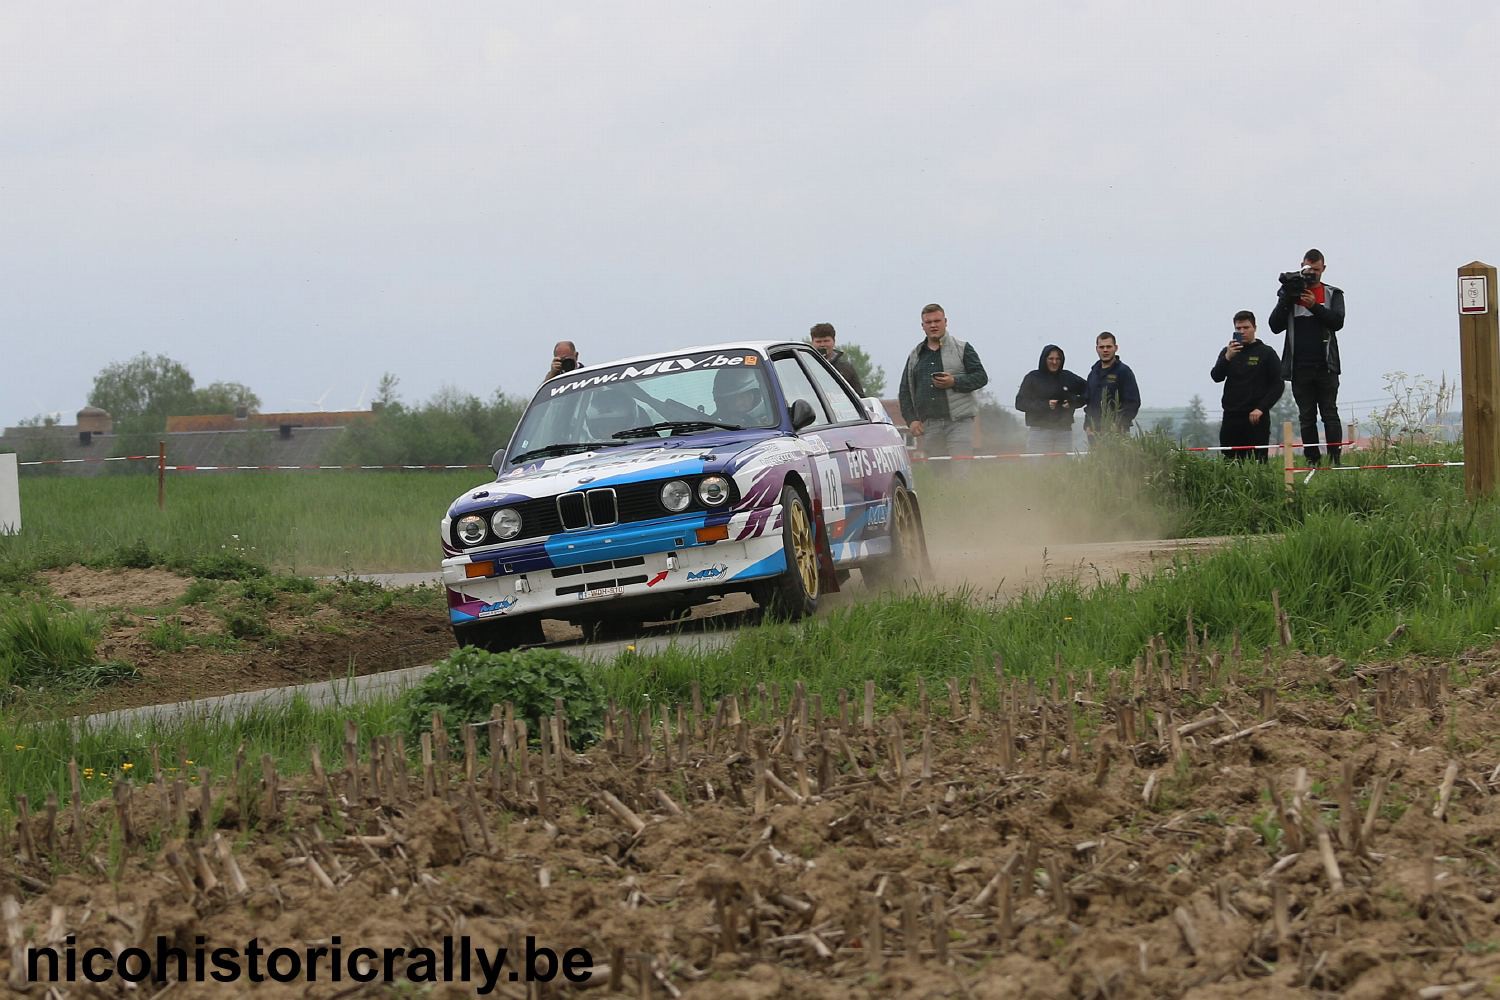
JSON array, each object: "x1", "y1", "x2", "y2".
[
  {"x1": 761, "y1": 485, "x2": 820, "y2": 620},
  {"x1": 863, "y1": 485, "x2": 927, "y2": 590}
]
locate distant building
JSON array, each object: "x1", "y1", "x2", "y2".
[{"x1": 0, "y1": 406, "x2": 377, "y2": 475}]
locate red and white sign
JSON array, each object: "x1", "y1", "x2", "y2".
[{"x1": 1459, "y1": 275, "x2": 1489, "y2": 315}]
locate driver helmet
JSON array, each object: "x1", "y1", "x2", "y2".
[
  {"x1": 713, "y1": 367, "x2": 767, "y2": 424},
  {"x1": 581, "y1": 389, "x2": 642, "y2": 440}
]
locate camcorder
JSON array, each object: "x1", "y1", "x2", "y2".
[{"x1": 1278, "y1": 266, "x2": 1319, "y2": 299}]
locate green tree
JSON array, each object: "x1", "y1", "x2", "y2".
[
  {"x1": 334, "y1": 385, "x2": 527, "y2": 466},
  {"x1": 1179, "y1": 395, "x2": 1214, "y2": 449},
  {"x1": 193, "y1": 381, "x2": 262, "y2": 415},
  {"x1": 88, "y1": 353, "x2": 198, "y2": 434},
  {"x1": 1150, "y1": 415, "x2": 1177, "y2": 438},
  {"x1": 1269, "y1": 392, "x2": 1297, "y2": 444},
  {"x1": 838, "y1": 343, "x2": 887, "y2": 397}
]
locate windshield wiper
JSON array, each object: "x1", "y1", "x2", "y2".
[
  {"x1": 612, "y1": 420, "x2": 744, "y2": 439},
  {"x1": 509, "y1": 441, "x2": 618, "y2": 463}
]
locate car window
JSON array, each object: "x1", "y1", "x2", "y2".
[
  {"x1": 799, "y1": 350, "x2": 866, "y2": 424},
  {"x1": 772, "y1": 354, "x2": 832, "y2": 428}
]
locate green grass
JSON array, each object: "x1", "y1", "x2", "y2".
[{"x1": 1, "y1": 470, "x2": 483, "y2": 575}]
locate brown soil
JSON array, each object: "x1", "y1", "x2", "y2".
[
  {"x1": 31, "y1": 566, "x2": 457, "y2": 716},
  {"x1": 41, "y1": 565, "x2": 194, "y2": 609},
  {"x1": 6, "y1": 641, "x2": 1500, "y2": 997}
]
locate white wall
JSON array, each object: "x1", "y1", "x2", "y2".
[{"x1": 0, "y1": 453, "x2": 19, "y2": 534}]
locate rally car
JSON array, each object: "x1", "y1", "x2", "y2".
[{"x1": 440, "y1": 341, "x2": 930, "y2": 651}]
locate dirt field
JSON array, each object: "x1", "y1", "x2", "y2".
[{"x1": 5, "y1": 634, "x2": 1500, "y2": 997}]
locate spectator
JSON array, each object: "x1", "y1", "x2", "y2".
[
  {"x1": 543, "y1": 341, "x2": 582, "y2": 383},
  {"x1": 1211, "y1": 310, "x2": 1283, "y2": 463},
  {"x1": 1083, "y1": 332, "x2": 1141, "y2": 440},
  {"x1": 1269, "y1": 248, "x2": 1347, "y2": 466},
  {"x1": 1014, "y1": 344, "x2": 1087, "y2": 455},
  {"x1": 809, "y1": 323, "x2": 867, "y2": 398},
  {"x1": 898, "y1": 304, "x2": 989, "y2": 467}
]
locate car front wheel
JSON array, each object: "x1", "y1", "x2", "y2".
[{"x1": 760, "y1": 485, "x2": 820, "y2": 620}]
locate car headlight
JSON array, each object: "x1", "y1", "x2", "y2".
[
  {"x1": 698, "y1": 475, "x2": 730, "y2": 506},
  {"x1": 660, "y1": 480, "x2": 692, "y2": 512},
  {"x1": 491, "y1": 508, "x2": 522, "y2": 540},
  {"x1": 456, "y1": 515, "x2": 487, "y2": 546}
]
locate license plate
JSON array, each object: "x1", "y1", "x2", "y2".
[{"x1": 578, "y1": 586, "x2": 624, "y2": 601}]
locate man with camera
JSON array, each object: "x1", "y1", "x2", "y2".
[
  {"x1": 1269, "y1": 248, "x2": 1346, "y2": 465},
  {"x1": 898, "y1": 303, "x2": 989, "y2": 470},
  {"x1": 543, "y1": 341, "x2": 582, "y2": 383},
  {"x1": 1211, "y1": 311, "x2": 1283, "y2": 462}
]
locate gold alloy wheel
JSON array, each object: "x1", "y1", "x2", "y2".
[
  {"x1": 789, "y1": 498, "x2": 820, "y2": 598},
  {"x1": 892, "y1": 489, "x2": 922, "y2": 564}
]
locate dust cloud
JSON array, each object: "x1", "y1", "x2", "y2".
[{"x1": 910, "y1": 458, "x2": 1187, "y2": 600}]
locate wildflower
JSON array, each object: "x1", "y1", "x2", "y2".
[
  {"x1": 121, "y1": 762, "x2": 134, "y2": 771},
  {"x1": 185, "y1": 759, "x2": 194, "y2": 766},
  {"x1": 1063, "y1": 616, "x2": 1073, "y2": 622},
  {"x1": 14, "y1": 744, "x2": 24, "y2": 751}
]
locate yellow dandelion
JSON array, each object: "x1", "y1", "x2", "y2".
[
  {"x1": 120, "y1": 762, "x2": 134, "y2": 771},
  {"x1": 185, "y1": 759, "x2": 194, "y2": 766},
  {"x1": 14, "y1": 744, "x2": 24, "y2": 751}
]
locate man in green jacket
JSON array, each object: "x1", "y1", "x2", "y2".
[{"x1": 898, "y1": 304, "x2": 989, "y2": 471}]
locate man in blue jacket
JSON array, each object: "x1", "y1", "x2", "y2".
[{"x1": 1084, "y1": 332, "x2": 1141, "y2": 441}]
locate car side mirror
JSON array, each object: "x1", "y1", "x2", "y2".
[
  {"x1": 491, "y1": 448, "x2": 506, "y2": 475},
  {"x1": 789, "y1": 399, "x2": 817, "y2": 431}
]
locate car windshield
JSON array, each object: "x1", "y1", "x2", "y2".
[{"x1": 506, "y1": 349, "x2": 779, "y2": 465}]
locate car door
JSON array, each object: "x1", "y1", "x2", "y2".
[
  {"x1": 769, "y1": 352, "x2": 852, "y2": 552},
  {"x1": 794, "y1": 349, "x2": 894, "y2": 560}
]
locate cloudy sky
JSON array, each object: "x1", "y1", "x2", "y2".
[{"x1": 3, "y1": 2, "x2": 1495, "y2": 429}]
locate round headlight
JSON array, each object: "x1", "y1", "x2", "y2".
[
  {"x1": 660, "y1": 480, "x2": 692, "y2": 512},
  {"x1": 698, "y1": 475, "x2": 730, "y2": 506},
  {"x1": 491, "y1": 508, "x2": 522, "y2": 540},
  {"x1": 456, "y1": 515, "x2": 487, "y2": 546}
]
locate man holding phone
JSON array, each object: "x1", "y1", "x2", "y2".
[
  {"x1": 543, "y1": 341, "x2": 582, "y2": 383},
  {"x1": 1210, "y1": 310, "x2": 1283, "y2": 462},
  {"x1": 898, "y1": 303, "x2": 989, "y2": 470}
]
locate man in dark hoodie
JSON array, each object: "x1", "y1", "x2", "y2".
[
  {"x1": 1211, "y1": 310, "x2": 1283, "y2": 462},
  {"x1": 1015, "y1": 344, "x2": 1088, "y2": 454},
  {"x1": 1083, "y1": 332, "x2": 1141, "y2": 440},
  {"x1": 809, "y1": 323, "x2": 866, "y2": 397}
]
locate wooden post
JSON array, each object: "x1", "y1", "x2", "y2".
[
  {"x1": 157, "y1": 440, "x2": 166, "y2": 510},
  {"x1": 1282, "y1": 420, "x2": 1296, "y2": 490},
  {"x1": 1459, "y1": 261, "x2": 1500, "y2": 498}
]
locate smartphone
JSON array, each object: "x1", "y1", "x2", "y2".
[{"x1": 1231, "y1": 331, "x2": 1242, "y2": 344}]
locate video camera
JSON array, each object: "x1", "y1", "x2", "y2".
[{"x1": 1278, "y1": 266, "x2": 1319, "y2": 299}]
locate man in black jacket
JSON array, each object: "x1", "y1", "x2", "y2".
[
  {"x1": 1269, "y1": 248, "x2": 1347, "y2": 465},
  {"x1": 1015, "y1": 344, "x2": 1087, "y2": 454},
  {"x1": 1212, "y1": 311, "x2": 1284, "y2": 462},
  {"x1": 809, "y1": 323, "x2": 866, "y2": 398}
]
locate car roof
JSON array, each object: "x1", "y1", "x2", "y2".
[{"x1": 583, "y1": 340, "x2": 809, "y2": 372}]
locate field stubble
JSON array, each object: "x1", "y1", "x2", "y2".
[{"x1": 5, "y1": 625, "x2": 1500, "y2": 997}]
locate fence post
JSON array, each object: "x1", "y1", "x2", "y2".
[
  {"x1": 1458, "y1": 261, "x2": 1500, "y2": 499},
  {"x1": 158, "y1": 440, "x2": 166, "y2": 511},
  {"x1": 1282, "y1": 420, "x2": 1296, "y2": 491}
]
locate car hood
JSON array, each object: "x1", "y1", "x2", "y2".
[{"x1": 447, "y1": 429, "x2": 781, "y2": 516}]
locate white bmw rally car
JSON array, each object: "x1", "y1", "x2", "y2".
[{"x1": 440, "y1": 341, "x2": 929, "y2": 650}]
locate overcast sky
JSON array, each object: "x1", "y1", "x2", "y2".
[{"x1": 3, "y1": 2, "x2": 1495, "y2": 430}]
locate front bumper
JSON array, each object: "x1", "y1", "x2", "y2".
[{"x1": 443, "y1": 507, "x2": 786, "y2": 624}]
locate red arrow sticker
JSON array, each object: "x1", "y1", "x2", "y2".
[{"x1": 646, "y1": 571, "x2": 668, "y2": 587}]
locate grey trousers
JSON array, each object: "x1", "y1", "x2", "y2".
[
  {"x1": 918, "y1": 417, "x2": 975, "y2": 473},
  {"x1": 1026, "y1": 426, "x2": 1075, "y2": 455}
]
